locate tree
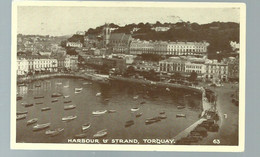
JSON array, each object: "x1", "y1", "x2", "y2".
[
  {"x1": 189, "y1": 71, "x2": 198, "y2": 82},
  {"x1": 173, "y1": 72, "x2": 182, "y2": 80}
]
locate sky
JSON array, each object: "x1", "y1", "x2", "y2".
[{"x1": 17, "y1": 6, "x2": 240, "y2": 36}]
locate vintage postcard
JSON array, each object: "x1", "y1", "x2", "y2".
[{"x1": 11, "y1": 1, "x2": 246, "y2": 152}]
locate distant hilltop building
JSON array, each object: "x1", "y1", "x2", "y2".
[
  {"x1": 230, "y1": 41, "x2": 240, "y2": 53},
  {"x1": 66, "y1": 41, "x2": 83, "y2": 48},
  {"x1": 151, "y1": 26, "x2": 170, "y2": 32},
  {"x1": 76, "y1": 31, "x2": 85, "y2": 36}
]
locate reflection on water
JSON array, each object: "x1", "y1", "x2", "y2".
[{"x1": 16, "y1": 78, "x2": 202, "y2": 144}]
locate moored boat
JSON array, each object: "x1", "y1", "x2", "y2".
[
  {"x1": 64, "y1": 105, "x2": 76, "y2": 110},
  {"x1": 64, "y1": 85, "x2": 69, "y2": 88},
  {"x1": 96, "y1": 92, "x2": 101, "y2": 96},
  {"x1": 145, "y1": 117, "x2": 161, "y2": 125},
  {"x1": 16, "y1": 96, "x2": 23, "y2": 101},
  {"x1": 74, "y1": 133, "x2": 87, "y2": 138},
  {"x1": 133, "y1": 95, "x2": 139, "y2": 100},
  {"x1": 176, "y1": 114, "x2": 186, "y2": 118},
  {"x1": 140, "y1": 101, "x2": 146, "y2": 104},
  {"x1": 24, "y1": 103, "x2": 33, "y2": 107},
  {"x1": 130, "y1": 107, "x2": 139, "y2": 112},
  {"x1": 92, "y1": 110, "x2": 107, "y2": 115},
  {"x1": 34, "y1": 96, "x2": 44, "y2": 99},
  {"x1": 64, "y1": 100, "x2": 72, "y2": 103},
  {"x1": 136, "y1": 113, "x2": 143, "y2": 118},
  {"x1": 56, "y1": 82, "x2": 62, "y2": 85},
  {"x1": 52, "y1": 99, "x2": 58, "y2": 103},
  {"x1": 62, "y1": 115, "x2": 77, "y2": 121},
  {"x1": 16, "y1": 114, "x2": 27, "y2": 120},
  {"x1": 82, "y1": 123, "x2": 91, "y2": 131},
  {"x1": 83, "y1": 82, "x2": 92, "y2": 85},
  {"x1": 75, "y1": 91, "x2": 81, "y2": 94},
  {"x1": 41, "y1": 107, "x2": 51, "y2": 111},
  {"x1": 125, "y1": 120, "x2": 134, "y2": 127},
  {"x1": 33, "y1": 123, "x2": 51, "y2": 131},
  {"x1": 107, "y1": 110, "x2": 116, "y2": 113},
  {"x1": 35, "y1": 102, "x2": 43, "y2": 105},
  {"x1": 27, "y1": 118, "x2": 38, "y2": 125},
  {"x1": 177, "y1": 106, "x2": 186, "y2": 109},
  {"x1": 93, "y1": 129, "x2": 107, "y2": 138},
  {"x1": 17, "y1": 111, "x2": 28, "y2": 115},
  {"x1": 63, "y1": 95, "x2": 70, "y2": 98},
  {"x1": 159, "y1": 114, "x2": 167, "y2": 119},
  {"x1": 159, "y1": 111, "x2": 165, "y2": 114},
  {"x1": 45, "y1": 128, "x2": 64, "y2": 136},
  {"x1": 75, "y1": 88, "x2": 83, "y2": 91},
  {"x1": 51, "y1": 93, "x2": 63, "y2": 97}
]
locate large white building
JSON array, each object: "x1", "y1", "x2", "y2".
[
  {"x1": 129, "y1": 39, "x2": 209, "y2": 56},
  {"x1": 17, "y1": 58, "x2": 29, "y2": 76},
  {"x1": 66, "y1": 41, "x2": 83, "y2": 48},
  {"x1": 33, "y1": 57, "x2": 58, "y2": 72}
]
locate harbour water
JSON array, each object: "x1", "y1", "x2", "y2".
[{"x1": 16, "y1": 78, "x2": 202, "y2": 144}]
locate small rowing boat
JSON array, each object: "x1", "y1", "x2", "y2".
[
  {"x1": 96, "y1": 92, "x2": 101, "y2": 96},
  {"x1": 177, "y1": 106, "x2": 186, "y2": 109},
  {"x1": 130, "y1": 107, "x2": 139, "y2": 112},
  {"x1": 41, "y1": 107, "x2": 51, "y2": 111},
  {"x1": 125, "y1": 120, "x2": 134, "y2": 127},
  {"x1": 75, "y1": 91, "x2": 81, "y2": 94},
  {"x1": 133, "y1": 95, "x2": 139, "y2": 100},
  {"x1": 107, "y1": 110, "x2": 116, "y2": 113},
  {"x1": 27, "y1": 118, "x2": 38, "y2": 125},
  {"x1": 24, "y1": 103, "x2": 33, "y2": 107},
  {"x1": 17, "y1": 111, "x2": 28, "y2": 115},
  {"x1": 159, "y1": 111, "x2": 165, "y2": 114},
  {"x1": 51, "y1": 93, "x2": 63, "y2": 97},
  {"x1": 63, "y1": 95, "x2": 70, "y2": 98},
  {"x1": 35, "y1": 102, "x2": 43, "y2": 105},
  {"x1": 16, "y1": 114, "x2": 27, "y2": 120},
  {"x1": 83, "y1": 82, "x2": 92, "y2": 85},
  {"x1": 93, "y1": 129, "x2": 107, "y2": 138},
  {"x1": 33, "y1": 123, "x2": 51, "y2": 131},
  {"x1": 140, "y1": 101, "x2": 146, "y2": 104},
  {"x1": 159, "y1": 114, "x2": 167, "y2": 119},
  {"x1": 74, "y1": 133, "x2": 87, "y2": 138},
  {"x1": 92, "y1": 110, "x2": 107, "y2": 115},
  {"x1": 64, "y1": 100, "x2": 72, "y2": 103},
  {"x1": 16, "y1": 96, "x2": 23, "y2": 101},
  {"x1": 64, "y1": 85, "x2": 69, "y2": 88},
  {"x1": 75, "y1": 88, "x2": 83, "y2": 91},
  {"x1": 52, "y1": 99, "x2": 58, "y2": 103},
  {"x1": 176, "y1": 114, "x2": 186, "y2": 118},
  {"x1": 82, "y1": 123, "x2": 91, "y2": 131},
  {"x1": 45, "y1": 128, "x2": 64, "y2": 136},
  {"x1": 62, "y1": 115, "x2": 77, "y2": 121},
  {"x1": 136, "y1": 113, "x2": 143, "y2": 118},
  {"x1": 56, "y1": 82, "x2": 62, "y2": 85},
  {"x1": 64, "y1": 105, "x2": 76, "y2": 110}
]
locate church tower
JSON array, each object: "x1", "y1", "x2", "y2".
[{"x1": 103, "y1": 23, "x2": 111, "y2": 47}]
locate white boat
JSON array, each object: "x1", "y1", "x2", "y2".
[
  {"x1": 41, "y1": 107, "x2": 51, "y2": 111},
  {"x1": 96, "y1": 92, "x2": 101, "y2": 96},
  {"x1": 64, "y1": 85, "x2": 69, "y2": 88},
  {"x1": 17, "y1": 111, "x2": 28, "y2": 115},
  {"x1": 63, "y1": 95, "x2": 70, "y2": 98},
  {"x1": 130, "y1": 107, "x2": 139, "y2": 112},
  {"x1": 93, "y1": 129, "x2": 108, "y2": 138},
  {"x1": 176, "y1": 114, "x2": 186, "y2": 118},
  {"x1": 62, "y1": 115, "x2": 77, "y2": 121},
  {"x1": 27, "y1": 118, "x2": 38, "y2": 125},
  {"x1": 75, "y1": 91, "x2": 81, "y2": 94},
  {"x1": 83, "y1": 82, "x2": 92, "y2": 85},
  {"x1": 56, "y1": 82, "x2": 62, "y2": 85},
  {"x1": 16, "y1": 114, "x2": 27, "y2": 120},
  {"x1": 92, "y1": 110, "x2": 107, "y2": 115},
  {"x1": 75, "y1": 88, "x2": 83, "y2": 91},
  {"x1": 133, "y1": 95, "x2": 139, "y2": 100},
  {"x1": 45, "y1": 128, "x2": 64, "y2": 136},
  {"x1": 82, "y1": 123, "x2": 91, "y2": 131},
  {"x1": 33, "y1": 123, "x2": 51, "y2": 131},
  {"x1": 64, "y1": 105, "x2": 76, "y2": 110}
]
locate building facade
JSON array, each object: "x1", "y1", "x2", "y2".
[
  {"x1": 66, "y1": 41, "x2": 83, "y2": 48},
  {"x1": 204, "y1": 60, "x2": 228, "y2": 82},
  {"x1": 17, "y1": 57, "x2": 29, "y2": 76}
]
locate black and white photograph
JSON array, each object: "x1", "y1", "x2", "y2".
[{"x1": 11, "y1": 1, "x2": 246, "y2": 151}]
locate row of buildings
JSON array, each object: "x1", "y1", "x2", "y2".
[
  {"x1": 159, "y1": 56, "x2": 239, "y2": 82},
  {"x1": 17, "y1": 55, "x2": 78, "y2": 76}
]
